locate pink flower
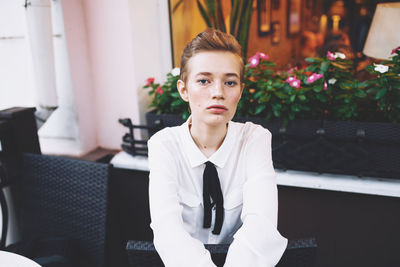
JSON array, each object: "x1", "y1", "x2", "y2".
[
  {"x1": 327, "y1": 51, "x2": 335, "y2": 60},
  {"x1": 249, "y1": 52, "x2": 269, "y2": 67},
  {"x1": 155, "y1": 85, "x2": 163, "y2": 94},
  {"x1": 289, "y1": 80, "x2": 301, "y2": 89},
  {"x1": 286, "y1": 76, "x2": 297, "y2": 83},
  {"x1": 256, "y1": 52, "x2": 269, "y2": 60},
  {"x1": 323, "y1": 81, "x2": 328, "y2": 90},
  {"x1": 306, "y1": 73, "x2": 324, "y2": 83},
  {"x1": 145, "y1": 77, "x2": 155, "y2": 86},
  {"x1": 249, "y1": 55, "x2": 259, "y2": 67},
  {"x1": 287, "y1": 67, "x2": 298, "y2": 74},
  {"x1": 391, "y1": 46, "x2": 400, "y2": 55},
  {"x1": 286, "y1": 76, "x2": 301, "y2": 88}
]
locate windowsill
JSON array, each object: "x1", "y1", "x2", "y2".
[
  {"x1": 110, "y1": 151, "x2": 400, "y2": 198},
  {"x1": 275, "y1": 169, "x2": 400, "y2": 198}
]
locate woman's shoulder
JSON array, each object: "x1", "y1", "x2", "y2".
[
  {"x1": 230, "y1": 120, "x2": 272, "y2": 140},
  {"x1": 148, "y1": 125, "x2": 182, "y2": 147}
]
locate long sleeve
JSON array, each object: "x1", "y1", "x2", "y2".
[
  {"x1": 148, "y1": 134, "x2": 216, "y2": 267},
  {"x1": 224, "y1": 129, "x2": 287, "y2": 267}
]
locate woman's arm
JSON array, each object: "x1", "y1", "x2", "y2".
[
  {"x1": 148, "y1": 133, "x2": 216, "y2": 267},
  {"x1": 224, "y1": 129, "x2": 287, "y2": 267}
]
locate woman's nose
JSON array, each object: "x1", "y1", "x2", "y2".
[{"x1": 211, "y1": 81, "x2": 224, "y2": 99}]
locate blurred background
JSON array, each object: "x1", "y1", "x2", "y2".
[{"x1": 0, "y1": 0, "x2": 398, "y2": 156}]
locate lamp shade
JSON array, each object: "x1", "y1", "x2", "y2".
[{"x1": 363, "y1": 2, "x2": 400, "y2": 60}]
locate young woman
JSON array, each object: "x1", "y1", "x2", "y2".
[{"x1": 148, "y1": 28, "x2": 287, "y2": 267}]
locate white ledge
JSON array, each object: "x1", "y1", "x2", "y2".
[
  {"x1": 111, "y1": 151, "x2": 400, "y2": 198},
  {"x1": 276, "y1": 170, "x2": 400, "y2": 198},
  {"x1": 111, "y1": 151, "x2": 149, "y2": 171}
]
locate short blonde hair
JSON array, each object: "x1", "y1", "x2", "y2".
[{"x1": 180, "y1": 28, "x2": 244, "y2": 83}]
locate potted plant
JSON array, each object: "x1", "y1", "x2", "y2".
[{"x1": 143, "y1": 47, "x2": 400, "y2": 179}]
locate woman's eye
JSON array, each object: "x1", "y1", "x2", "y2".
[
  {"x1": 226, "y1": 81, "x2": 237, "y2": 86},
  {"x1": 198, "y1": 79, "x2": 209, "y2": 85}
]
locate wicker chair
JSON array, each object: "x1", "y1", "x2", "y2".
[
  {"x1": 126, "y1": 238, "x2": 317, "y2": 267},
  {"x1": 8, "y1": 153, "x2": 111, "y2": 267}
]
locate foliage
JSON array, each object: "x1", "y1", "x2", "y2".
[
  {"x1": 143, "y1": 68, "x2": 190, "y2": 119},
  {"x1": 364, "y1": 46, "x2": 400, "y2": 122},
  {"x1": 173, "y1": 0, "x2": 254, "y2": 59},
  {"x1": 143, "y1": 47, "x2": 400, "y2": 124}
]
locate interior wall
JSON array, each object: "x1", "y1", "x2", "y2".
[
  {"x1": 61, "y1": 0, "x2": 97, "y2": 154},
  {"x1": 128, "y1": 0, "x2": 173, "y2": 131},
  {"x1": 0, "y1": 0, "x2": 36, "y2": 110},
  {"x1": 81, "y1": 0, "x2": 140, "y2": 150},
  {"x1": 62, "y1": 0, "x2": 173, "y2": 151},
  {"x1": 248, "y1": 0, "x2": 296, "y2": 69}
]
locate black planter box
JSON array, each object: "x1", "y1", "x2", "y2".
[{"x1": 146, "y1": 112, "x2": 400, "y2": 180}]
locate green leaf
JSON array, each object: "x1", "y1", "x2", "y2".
[
  {"x1": 236, "y1": 0, "x2": 254, "y2": 59},
  {"x1": 375, "y1": 88, "x2": 387, "y2": 99},
  {"x1": 305, "y1": 57, "x2": 322, "y2": 63},
  {"x1": 215, "y1": 0, "x2": 226, "y2": 32},
  {"x1": 320, "y1": 61, "x2": 330, "y2": 73},
  {"x1": 196, "y1": 0, "x2": 212, "y2": 27},
  {"x1": 262, "y1": 61, "x2": 277, "y2": 68},
  {"x1": 291, "y1": 105, "x2": 301, "y2": 112},
  {"x1": 273, "y1": 109, "x2": 281, "y2": 117},
  {"x1": 230, "y1": 0, "x2": 240, "y2": 35},
  {"x1": 171, "y1": 92, "x2": 180, "y2": 97},
  {"x1": 274, "y1": 91, "x2": 287, "y2": 99},
  {"x1": 305, "y1": 65, "x2": 318, "y2": 72},
  {"x1": 271, "y1": 102, "x2": 282, "y2": 109},
  {"x1": 356, "y1": 90, "x2": 367, "y2": 98},
  {"x1": 313, "y1": 86, "x2": 322, "y2": 92},
  {"x1": 254, "y1": 90, "x2": 264, "y2": 98},
  {"x1": 172, "y1": 0, "x2": 185, "y2": 13},
  {"x1": 255, "y1": 105, "x2": 266, "y2": 115},
  {"x1": 359, "y1": 81, "x2": 369, "y2": 88},
  {"x1": 205, "y1": 0, "x2": 217, "y2": 26},
  {"x1": 171, "y1": 99, "x2": 184, "y2": 107},
  {"x1": 290, "y1": 94, "x2": 296, "y2": 102},
  {"x1": 182, "y1": 110, "x2": 190, "y2": 119}
]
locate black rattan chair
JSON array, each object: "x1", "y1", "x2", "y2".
[
  {"x1": 126, "y1": 238, "x2": 317, "y2": 267},
  {"x1": 8, "y1": 153, "x2": 111, "y2": 267}
]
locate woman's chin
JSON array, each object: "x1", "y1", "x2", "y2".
[
  {"x1": 205, "y1": 114, "x2": 233, "y2": 127},
  {"x1": 191, "y1": 111, "x2": 235, "y2": 128}
]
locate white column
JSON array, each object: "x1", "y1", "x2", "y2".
[
  {"x1": 24, "y1": 0, "x2": 58, "y2": 108},
  {"x1": 33, "y1": 0, "x2": 81, "y2": 155}
]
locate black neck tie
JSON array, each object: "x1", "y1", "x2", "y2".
[{"x1": 203, "y1": 161, "x2": 224, "y2": 235}]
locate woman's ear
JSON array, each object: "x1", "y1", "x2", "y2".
[
  {"x1": 239, "y1": 83, "x2": 245, "y2": 99},
  {"x1": 177, "y1": 80, "x2": 189, "y2": 102}
]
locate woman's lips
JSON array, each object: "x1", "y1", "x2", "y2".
[{"x1": 207, "y1": 105, "x2": 227, "y2": 114}]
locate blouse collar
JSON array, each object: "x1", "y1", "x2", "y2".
[{"x1": 180, "y1": 116, "x2": 236, "y2": 169}]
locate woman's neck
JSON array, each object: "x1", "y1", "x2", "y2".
[{"x1": 189, "y1": 118, "x2": 228, "y2": 158}]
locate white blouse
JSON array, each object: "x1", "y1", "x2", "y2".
[{"x1": 148, "y1": 119, "x2": 287, "y2": 267}]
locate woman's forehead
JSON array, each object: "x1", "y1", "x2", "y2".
[{"x1": 187, "y1": 51, "x2": 241, "y2": 77}]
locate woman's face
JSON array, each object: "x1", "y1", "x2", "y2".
[{"x1": 177, "y1": 51, "x2": 243, "y2": 128}]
